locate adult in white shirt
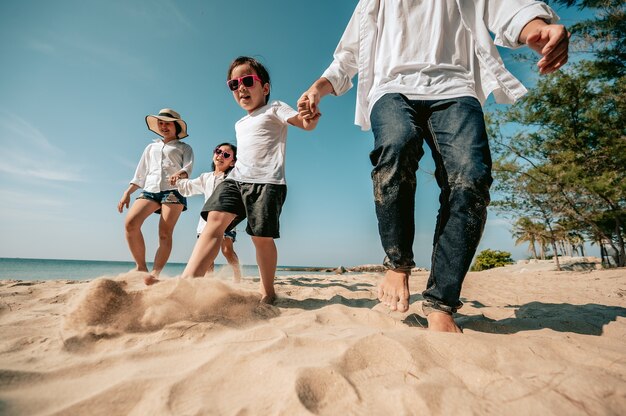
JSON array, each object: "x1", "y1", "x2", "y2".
[
  {"x1": 118, "y1": 108, "x2": 194, "y2": 285},
  {"x1": 298, "y1": 0, "x2": 569, "y2": 332}
]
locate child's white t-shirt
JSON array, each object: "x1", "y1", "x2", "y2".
[{"x1": 228, "y1": 101, "x2": 297, "y2": 185}]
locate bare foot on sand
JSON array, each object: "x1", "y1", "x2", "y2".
[
  {"x1": 427, "y1": 311, "x2": 463, "y2": 333},
  {"x1": 260, "y1": 294, "x2": 276, "y2": 305},
  {"x1": 377, "y1": 269, "x2": 410, "y2": 312},
  {"x1": 144, "y1": 275, "x2": 160, "y2": 286}
]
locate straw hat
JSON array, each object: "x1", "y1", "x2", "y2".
[{"x1": 145, "y1": 108, "x2": 188, "y2": 139}]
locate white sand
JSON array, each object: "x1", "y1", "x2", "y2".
[{"x1": 1, "y1": 260, "x2": 625, "y2": 415}]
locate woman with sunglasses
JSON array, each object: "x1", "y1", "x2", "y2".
[
  {"x1": 174, "y1": 143, "x2": 242, "y2": 282},
  {"x1": 181, "y1": 56, "x2": 320, "y2": 304}
]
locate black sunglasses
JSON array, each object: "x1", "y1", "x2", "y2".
[
  {"x1": 214, "y1": 148, "x2": 232, "y2": 159},
  {"x1": 226, "y1": 74, "x2": 262, "y2": 91}
]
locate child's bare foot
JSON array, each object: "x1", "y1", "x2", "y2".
[
  {"x1": 377, "y1": 269, "x2": 410, "y2": 312},
  {"x1": 260, "y1": 294, "x2": 276, "y2": 304},
  {"x1": 427, "y1": 311, "x2": 462, "y2": 333},
  {"x1": 144, "y1": 275, "x2": 160, "y2": 286}
]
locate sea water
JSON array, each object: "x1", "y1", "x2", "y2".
[{"x1": 0, "y1": 258, "x2": 329, "y2": 281}]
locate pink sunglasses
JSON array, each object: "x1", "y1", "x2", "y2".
[
  {"x1": 214, "y1": 147, "x2": 233, "y2": 159},
  {"x1": 227, "y1": 74, "x2": 262, "y2": 91}
]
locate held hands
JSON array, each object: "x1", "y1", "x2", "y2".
[
  {"x1": 524, "y1": 21, "x2": 570, "y2": 74},
  {"x1": 169, "y1": 171, "x2": 188, "y2": 186},
  {"x1": 297, "y1": 91, "x2": 322, "y2": 121},
  {"x1": 297, "y1": 78, "x2": 334, "y2": 124}
]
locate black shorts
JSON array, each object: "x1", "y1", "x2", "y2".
[{"x1": 201, "y1": 180, "x2": 287, "y2": 238}]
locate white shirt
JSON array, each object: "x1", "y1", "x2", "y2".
[
  {"x1": 228, "y1": 101, "x2": 298, "y2": 185},
  {"x1": 131, "y1": 139, "x2": 194, "y2": 192},
  {"x1": 373, "y1": 1, "x2": 477, "y2": 104},
  {"x1": 322, "y1": 0, "x2": 558, "y2": 130},
  {"x1": 177, "y1": 171, "x2": 227, "y2": 234}
]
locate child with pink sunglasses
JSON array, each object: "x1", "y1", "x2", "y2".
[{"x1": 181, "y1": 56, "x2": 319, "y2": 304}]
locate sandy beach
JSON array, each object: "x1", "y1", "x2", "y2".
[{"x1": 1, "y1": 259, "x2": 625, "y2": 415}]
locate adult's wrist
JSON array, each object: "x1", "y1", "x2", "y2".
[{"x1": 519, "y1": 17, "x2": 548, "y2": 44}]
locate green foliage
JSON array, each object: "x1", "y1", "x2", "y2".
[
  {"x1": 490, "y1": 62, "x2": 625, "y2": 265},
  {"x1": 471, "y1": 250, "x2": 514, "y2": 272},
  {"x1": 513, "y1": 217, "x2": 547, "y2": 259},
  {"x1": 486, "y1": 0, "x2": 626, "y2": 266},
  {"x1": 548, "y1": 0, "x2": 625, "y2": 77}
]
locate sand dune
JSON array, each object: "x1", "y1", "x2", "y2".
[{"x1": 1, "y1": 261, "x2": 625, "y2": 415}]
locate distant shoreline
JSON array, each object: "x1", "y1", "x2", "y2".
[
  {"x1": 0, "y1": 257, "x2": 428, "y2": 274},
  {"x1": 0, "y1": 257, "x2": 384, "y2": 270},
  {"x1": 0, "y1": 258, "x2": 430, "y2": 281},
  {"x1": 280, "y1": 264, "x2": 429, "y2": 273}
]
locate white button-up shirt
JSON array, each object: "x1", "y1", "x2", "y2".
[
  {"x1": 322, "y1": 0, "x2": 558, "y2": 130},
  {"x1": 130, "y1": 139, "x2": 194, "y2": 192}
]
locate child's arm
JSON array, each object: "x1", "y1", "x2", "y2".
[
  {"x1": 176, "y1": 173, "x2": 208, "y2": 197},
  {"x1": 288, "y1": 111, "x2": 321, "y2": 131},
  {"x1": 122, "y1": 147, "x2": 149, "y2": 213},
  {"x1": 118, "y1": 183, "x2": 141, "y2": 213}
]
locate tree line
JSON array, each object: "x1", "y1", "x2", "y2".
[{"x1": 487, "y1": 0, "x2": 625, "y2": 269}]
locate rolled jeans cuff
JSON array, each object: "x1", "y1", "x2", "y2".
[
  {"x1": 383, "y1": 256, "x2": 414, "y2": 273},
  {"x1": 422, "y1": 299, "x2": 462, "y2": 316}
]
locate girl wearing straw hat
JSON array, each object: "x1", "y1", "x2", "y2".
[{"x1": 117, "y1": 108, "x2": 194, "y2": 285}]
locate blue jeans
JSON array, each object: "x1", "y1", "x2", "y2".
[{"x1": 369, "y1": 94, "x2": 492, "y2": 313}]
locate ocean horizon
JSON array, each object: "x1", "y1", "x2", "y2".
[{"x1": 0, "y1": 257, "x2": 335, "y2": 281}]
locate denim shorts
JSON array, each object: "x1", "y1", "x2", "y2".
[
  {"x1": 201, "y1": 179, "x2": 287, "y2": 238},
  {"x1": 137, "y1": 190, "x2": 187, "y2": 213}
]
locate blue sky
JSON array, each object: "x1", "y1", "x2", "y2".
[{"x1": 0, "y1": 1, "x2": 591, "y2": 268}]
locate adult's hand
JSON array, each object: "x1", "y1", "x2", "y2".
[
  {"x1": 297, "y1": 77, "x2": 334, "y2": 119},
  {"x1": 297, "y1": 91, "x2": 321, "y2": 120},
  {"x1": 521, "y1": 19, "x2": 570, "y2": 74}
]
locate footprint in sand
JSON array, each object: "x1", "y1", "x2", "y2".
[
  {"x1": 295, "y1": 367, "x2": 360, "y2": 414},
  {"x1": 294, "y1": 334, "x2": 425, "y2": 414}
]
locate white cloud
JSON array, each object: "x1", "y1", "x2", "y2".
[
  {"x1": 117, "y1": 0, "x2": 195, "y2": 32},
  {"x1": 58, "y1": 35, "x2": 158, "y2": 80},
  {"x1": 23, "y1": 33, "x2": 157, "y2": 81},
  {"x1": 21, "y1": 0, "x2": 196, "y2": 80},
  {"x1": 0, "y1": 111, "x2": 85, "y2": 183},
  {"x1": 0, "y1": 163, "x2": 82, "y2": 182},
  {"x1": 0, "y1": 189, "x2": 68, "y2": 209},
  {"x1": 0, "y1": 112, "x2": 58, "y2": 154},
  {"x1": 114, "y1": 155, "x2": 140, "y2": 171},
  {"x1": 485, "y1": 216, "x2": 513, "y2": 228},
  {"x1": 26, "y1": 39, "x2": 56, "y2": 55},
  {"x1": 160, "y1": 0, "x2": 195, "y2": 30}
]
